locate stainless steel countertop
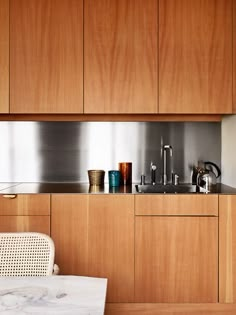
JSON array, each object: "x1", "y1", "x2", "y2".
[
  {"x1": 0, "y1": 182, "x2": 236, "y2": 194},
  {"x1": 0, "y1": 183, "x2": 135, "y2": 194}
]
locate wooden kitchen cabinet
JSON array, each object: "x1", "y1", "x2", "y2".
[
  {"x1": 51, "y1": 195, "x2": 89, "y2": 276},
  {"x1": 0, "y1": 194, "x2": 50, "y2": 234},
  {"x1": 51, "y1": 194, "x2": 134, "y2": 303},
  {"x1": 10, "y1": 0, "x2": 83, "y2": 113},
  {"x1": 233, "y1": 0, "x2": 236, "y2": 112},
  {"x1": 0, "y1": 0, "x2": 9, "y2": 113},
  {"x1": 84, "y1": 0, "x2": 158, "y2": 114},
  {"x1": 159, "y1": 0, "x2": 232, "y2": 114},
  {"x1": 219, "y1": 195, "x2": 236, "y2": 302},
  {"x1": 135, "y1": 195, "x2": 218, "y2": 303},
  {"x1": 88, "y1": 195, "x2": 134, "y2": 302}
]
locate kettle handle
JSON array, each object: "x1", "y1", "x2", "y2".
[{"x1": 204, "y1": 161, "x2": 221, "y2": 178}]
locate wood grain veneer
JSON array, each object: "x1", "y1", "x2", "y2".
[
  {"x1": 105, "y1": 303, "x2": 236, "y2": 315},
  {"x1": 0, "y1": 0, "x2": 9, "y2": 113},
  {"x1": 10, "y1": 0, "x2": 83, "y2": 113},
  {"x1": 233, "y1": 0, "x2": 236, "y2": 112},
  {"x1": 84, "y1": 0, "x2": 157, "y2": 113},
  {"x1": 135, "y1": 195, "x2": 218, "y2": 216},
  {"x1": 51, "y1": 195, "x2": 89, "y2": 276},
  {"x1": 135, "y1": 216, "x2": 218, "y2": 303},
  {"x1": 219, "y1": 195, "x2": 236, "y2": 302},
  {"x1": 0, "y1": 114, "x2": 222, "y2": 121},
  {"x1": 88, "y1": 195, "x2": 134, "y2": 302},
  {"x1": 159, "y1": 0, "x2": 232, "y2": 114},
  {"x1": 0, "y1": 216, "x2": 50, "y2": 234},
  {"x1": 0, "y1": 194, "x2": 50, "y2": 215}
]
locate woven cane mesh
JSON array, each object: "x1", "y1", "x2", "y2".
[{"x1": 0, "y1": 233, "x2": 55, "y2": 276}]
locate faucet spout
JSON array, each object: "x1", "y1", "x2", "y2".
[{"x1": 162, "y1": 145, "x2": 173, "y2": 185}]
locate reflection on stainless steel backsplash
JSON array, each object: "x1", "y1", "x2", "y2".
[{"x1": 0, "y1": 122, "x2": 221, "y2": 183}]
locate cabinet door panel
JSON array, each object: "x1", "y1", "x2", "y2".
[
  {"x1": 84, "y1": 0, "x2": 157, "y2": 113},
  {"x1": 51, "y1": 195, "x2": 89, "y2": 276},
  {"x1": 88, "y1": 195, "x2": 134, "y2": 302},
  {"x1": 0, "y1": 0, "x2": 9, "y2": 113},
  {"x1": 159, "y1": 0, "x2": 232, "y2": 113},
  {"x1": 135, "y1": 216, "x2": 218, "y2": 302},
  {"x1": 219, "y1": 195, "x2": 236, "y2": 302},
  {"x1": 0, "y1": 216, "x2": 50, "y2": 234},
  {"x1": 10, "y1": 0, "x2": 83, "y2": 113},
  {"x1": 0, "y1": 194, "x2": 50, "y2": 215}
]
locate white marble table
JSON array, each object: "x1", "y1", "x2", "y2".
[{"x1": 0, "y1": 276, "x2": 107, "y2": 315}]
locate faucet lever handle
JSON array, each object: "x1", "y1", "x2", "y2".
[
  {"x1": 172, "y1": 173, "x2": 179, "y2": 185},
  {"x1": 151, "y1": 164, "x2": 157, "y2": 171},
  {"x1": 140, "y1": 175, "x2": 146, "y2": 185},
  {"x1": 151, "y1": 164, "x2": 157, "y2": 185}
]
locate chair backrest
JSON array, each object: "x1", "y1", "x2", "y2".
[{"x1": 0, "y1": 232, "x2": 55, "y2": 276}]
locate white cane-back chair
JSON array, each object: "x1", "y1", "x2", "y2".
[{"x1": 0, "y1": 232, "x2": 59, "y2": 276}]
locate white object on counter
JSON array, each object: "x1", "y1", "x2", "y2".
[{"x1": 0, "y1": 275, "x2": 107, "y2": 315}]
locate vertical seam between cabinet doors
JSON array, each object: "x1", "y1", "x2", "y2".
[
  {"x1": 158, "y1": 0, "x2": 159, "y2": 113},
  {"x1": 233, "y1": 0, "x2": 234, "y2": 112},
  {"x1": 49, "y1": 194, "x2": 51, "y2": 236},
  {"x1": 86, "y1": 194, "x2": 89, "y2": 275},
  {"x1": 218, "y1": 194, "x2": 220, "y2": 302},
  {"x1": 133, "y1": 195, "x2": 136, "y2": 302},
  {"x1": 83, "y1": 0, "x2": 85, "y2": 113},
  {"x1": 8, "y1": 0, "x2": 10, "y2": 113},
  {"x1": 232, "y1": 0, "x2": 233, "y2": 112}
]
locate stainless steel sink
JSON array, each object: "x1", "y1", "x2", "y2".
[{"x1": 135, "y1": 184, "x2": 209, "y2": 194}]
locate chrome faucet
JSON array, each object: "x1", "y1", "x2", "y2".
[
  {"x1": 150, "y1": 163, "x2": 157, "y2": 185},
  {"x1": 162, "y1": 145, "x2": 173, "y2": 185}
]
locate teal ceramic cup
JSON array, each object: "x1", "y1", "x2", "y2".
[{"x1": 108, "y1": 170, "x2": 120, "y2": 187}]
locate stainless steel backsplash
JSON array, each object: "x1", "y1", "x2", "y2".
[{"x1": 0, "y1": 122, "x2": 221, "y2": 183}]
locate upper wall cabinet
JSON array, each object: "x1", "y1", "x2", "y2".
[
  {"x1": 159, "y1": 0, "x2": 232, "y2": 114},
  {"x1": 84, "y1": 0, "x2": 158, "y2": 114},
  {"x1": 0, "y1": 0, "x2": 9, "y2": 113},
  {"x1": 233, "y1": 0, "x2": 236, "y2": 113},
  {"x1": 10, "y1": 0, "x2": 83, "y2": 114}
]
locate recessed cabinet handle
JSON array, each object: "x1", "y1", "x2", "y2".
[{"x1": 2, "y1": 195, "x2": 17, "y2": 199}]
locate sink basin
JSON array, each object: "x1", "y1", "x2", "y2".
[{"x1": 135, "y1": 184, "x2": 209, "y2": 194}]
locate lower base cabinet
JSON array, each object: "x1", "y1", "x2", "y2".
[
  {"x1": 1, "y1": 191, "x2": 236, "y2": 311},
  {"x1": 51, "y1": 195, "x2": 89, "y2": 276},
  {"x1": 51, "y1": 194, "x2": 134, "y2": 303},
  {"x1": 2, "y1": 192, "x2": 236, "y2": 308},
  {"x1": 87, "y1": 195, "x2": 134, "y2": 302},
  {"x1": 134, "y1": 195, "x2": 219, "y2": 303},
  {"x1": 51, "y1": 194, "x2": 221, "y2": 304},
  {"x1": 135, "y1": 216, "x2": 218, "y2": 303}
]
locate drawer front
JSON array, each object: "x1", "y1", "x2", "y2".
[
  {"x1": 135, "y1": 216, "x2": 218, "y2": 302},
  {"x1": 135, "y1": 195, "x2": 218, "y2": 216},
  {"x1": 0, "y1": 194, "x2": 50, "y2": 215}
]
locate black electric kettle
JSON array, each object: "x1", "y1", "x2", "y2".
[{"x1": 197, "y1": 161, "x2": 221, "y2": 190}]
